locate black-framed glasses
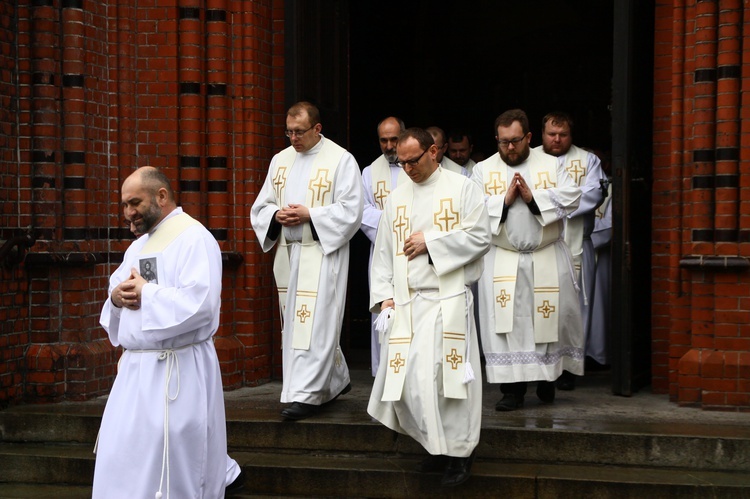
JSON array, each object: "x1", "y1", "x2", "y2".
[
  {"x1": 284, "y1": 126, "x2": 314, "y2": 138},
  {"x1": 396, "y1": 148, "x2": 429, "y2": 168},
  {"x1": 497, "y1": 135, "x2": 527, "y2": 148}
]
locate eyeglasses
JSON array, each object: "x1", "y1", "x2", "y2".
[
  {"x1": 284, "y1": 126, "x2": 314, "y2": 138},
  {"x1": 497, "y1": 135, "x2": 527, "y2": 148},
  {"x1": 396, "y1": 148, "x2": 429, "y2": 168}
]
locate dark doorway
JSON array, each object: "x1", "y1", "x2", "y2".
[{"x1": 284, "y1": 0, "x2": 654, "y2": 390}]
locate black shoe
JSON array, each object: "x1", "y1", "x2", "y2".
[
  {"x1": 281, "y1": 401, "x2": 318, "y2": 420},
  {"x1": 225, "y1": 469, "x2": 246, "y2": 497},
  {"x1": 556, "y1": 371, "x2": 576, "y2": 391},
  {"x1": 536, "y1": 381, "x2": 556, "y2": 403},
  {"x1": 415, "y1": 454, "x2": 449, "y2": 473},
  {"x1": 495, "y1": 393, "x2": 524, "y2": 411},
  {"x1": 326, "y1": 383, "x2": 351, "y2": 404},
  {"x1": 441, "y1": 452, "x2": 476, "y2": 487}
]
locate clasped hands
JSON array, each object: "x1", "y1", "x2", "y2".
[
  {"x1": 111, "y1": 268, "x2": 147, "y2": 310},
  {"x1": 505, "y1": 172, "x2": 533, "y2": 205},
  {"x1": 275, "y1": 204, "x2": 311, "y2": 227}
]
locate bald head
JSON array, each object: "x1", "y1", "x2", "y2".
[
  {"x1": 426, "y1": 126, "x2": 447, "y2": 162},
  {"x1": 121, "y1": 166, "x2": 176, "y2": 235}
]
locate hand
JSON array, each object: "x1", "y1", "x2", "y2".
[
  {"x1": 403, "y1": 231, "x2": 427, "y2": 261},
  {"x1": 381, "y1": 299, "x2": 395, "y2": 311},
  {"x1": 275, "y1": 204, "x2": 311, "y2": 227},
  {"x1": 505, "y1": 173, "x2": 533, "y2": 205},
  {"x1": 111, "y1": 268, "x2": 146, "y2": 310}
]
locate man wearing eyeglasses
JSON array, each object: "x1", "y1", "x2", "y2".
[
  {"x1": 536, "y1": 112, "x2": 607, "y2": 391},
  {"x1": 427, "y1": 126, "x2": 468, "y2": 176},
  {"x1": 471, "y1": 109, "x2": 583, "y2": 412},
  {"x1": 368, "y1": 128, "x2": 490, "y2": 486},
  {"x1": 360, "y1": 116, "x2": 406, "y2": 376},
  {"x1": 251, "y1": 101, "x2": 364, "y2": 421}
]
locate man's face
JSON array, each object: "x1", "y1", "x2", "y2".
[
  {"x1": 286, "y1": 112, "x2": 321, "y2": 153},
  {"x1": 122, "y1": 182, "x2": 163, "y2": 235},
  {"x1": 497, "y1": 121, "x2": 531, "y2": 167},
  {"x1": 541, "y1": 121, "x2": 573, "y2": 157},
  {"x1": 397, "y1": 137, "x2": 438, "y2": 184},
  {"x1": 447, "y1": 136, "x2": 473, "y2": 166},
  {"x1": 378, "y1": 119, "x2": 401, "y2": 163}
]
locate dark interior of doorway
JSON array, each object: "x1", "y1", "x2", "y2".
[{"x1": 345, "y1": 0, "x2": 618, "y2": 372}]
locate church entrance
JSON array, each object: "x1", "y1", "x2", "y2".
[{"x1": 284, "y1": 0, "x2": 654, "y2": 393}]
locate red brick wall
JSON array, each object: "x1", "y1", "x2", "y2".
[
  {"x1": 0, "y1": 0, "x2": 284, "y2": 405},
  {"x1": 652, "y1": 0, "x2": 750, "y2": 410}
]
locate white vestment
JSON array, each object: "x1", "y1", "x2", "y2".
[
  {"x1": 361, "y1": 155, "x2": 403, "y2": 376},
  {"x1": 367, "y1": 167, "x2": 490, "y2": 458},
  {"x1": 472, "y1": 150, "x2": 584, "y2": 384},
  {"x1": 440, "y1": 156, "x2": 469, "y2": 177},
  {"x1": 251, "y1": 136, "x2": 363, "y2": 404},
  {"x1": 463, "y1": 158, "x2": 477, "y2": 176},
  {"x1": 535, "y1": 145, "x2": 606, "y2": 357},
  {"x1": 588, "y1": 183, "x2": 612, "y2": 364},
  {"x1": 94, "y1": 208, "x2": 227, "y2": 499}
]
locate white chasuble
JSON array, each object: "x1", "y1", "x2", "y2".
[
  {"x1": 481, "y1": 154, "x2": 561, "y2": 344},
  {"x1": 382, "y1": 170, "x2": 468, "y2": 401},
  {"x1": 272, "y1": 141, "x2": 344, "y2": 350},
  {"x1": 368, "y1": 167, "x2": 490, "y2": 458}
]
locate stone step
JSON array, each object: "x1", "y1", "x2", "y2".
[
  {"x1": 3, "y1": 404, "x2": 750, "y2": 473},
  {"x1": 224, "y1": 451, "x2": 750, "y2": 498},
  {"x1": 0, "y1": 484, "x2": 92, "y2": 499}
]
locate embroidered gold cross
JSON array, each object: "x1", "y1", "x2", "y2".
[
  {"x1": 537, "y1": 300, "x2": 556, "y2": 318},
  {"x1": 374, "y1": 180, "x2": 390, "y2": 210},
  {"x1": 434, "y1": 198, "x2": 459, "y2": 231},
  {"x1": 390, "y1": 352, "x2": 406, "y2": 373},
  {"x1": 273, "y1": 167, "x2": 287, "y2": 200},
  {"x1": 393, "y1": 205, "x2": 410, "y2": 254},
  {"x1": 485, "y1": 172, "x2": 507, "y2": 196},
  {"x1": 496, "y1": 289, "x2": 511, "y2": 307},
  {"x1": 535, "y1": 171, "x2": 556, "y2": 189},
  {"x1": 446, "y1": 348, "x2": 463, "y2": 370},
  {"x1": 296, "y1": 304, "x2": 312, "y2": 323},
  {"x1": 567, "y1": 160, "x2": 586, "y2": 186},
  {"x1": 309, "y1": 169, "x2": 332, "y2": 203}
]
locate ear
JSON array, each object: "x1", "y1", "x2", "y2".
[{"x1": 156, "y1": 187, "x2": 169, "y2": 206}]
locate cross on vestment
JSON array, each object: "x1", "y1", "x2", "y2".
[
  {"x1": 389, "y1": 352, "x2": 406, "y2": 373},
  {"x1": 446, "y1": 348, "x2": 463, "y2": 370},
  {"x1": 309, "y1": 169, "x2": 332, "y2": 203},
  {"x1": 273, "y1": 166, "x2": 287, "y2": 199},
  {"x1": 374, "y1": 181, "x2": 390, "y2": 210},
  {"x1": 434, "y1": 199, "x2": 460, "y2": 232},
  {"x1": 535, "y1": 171, "x2": 557, "y2": 190},
  {"x1": 485, "y1": 172, "x2": 507, "y2": 196},
  {"x1": 537, "y1": 300, "x2": 556, "y2": 318},
  {"x1": 393, "y1": 205, "x2": 410, "y2": 255},
  {"x1": 567, "y1": 159, "x2": 586, "y2": 186},
  {"x1": 296, "y1": 304, "x2": 312, "y2": 323},
  {"x1": 496, "y1": 289, "x2": 511, "y2": 307}
]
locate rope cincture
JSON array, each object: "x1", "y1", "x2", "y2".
[{"x1": 127, "y1": 339, "x2": 212, "y2": 499}]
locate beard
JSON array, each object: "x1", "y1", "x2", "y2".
[
  {"x1": 384, "y1": 150, "x2": 398, "y2": 163},
  {"x1": 499, "y1": 143, "x2": 530, "y2": 166},
  {"x1": 132, "y1": 197, "x2": 162, "y2": 234}
]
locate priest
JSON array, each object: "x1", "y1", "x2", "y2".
[
  {"x1": 368, "y1": 127, "x2": 490, "y2": 487},
  {"x1": 251, "y1": 101, "x2": 363, "y2": 421},
  {"x1": 472, "y1": 109, "x2": 583, "y2": 411},
  {"x1": 95, "y1": 166, "x2": 236, "y2": 498}
]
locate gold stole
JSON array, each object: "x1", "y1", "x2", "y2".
[
  {"x1": 271, "y1": 141, "x2": 345, "y2": 350},
  {"x1": 561, "y1": 145, "x2": 589, "y2": 275},
  {"x1": 482, "y1": 155, "x2": 561, "y2": 344},
  {"x1": 141, "y1": 212, "x2": 201, "y2": 254},
  {"x1": 382, "y1": 171, "x2": 468, "y2": 401}
]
